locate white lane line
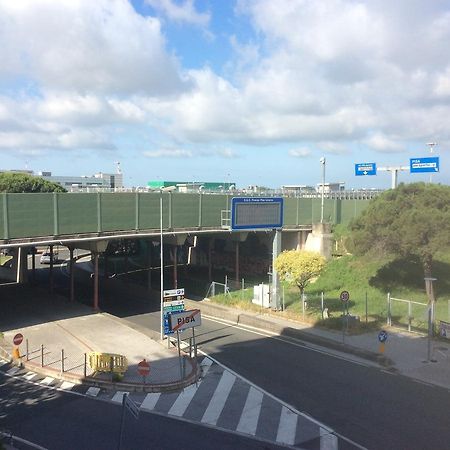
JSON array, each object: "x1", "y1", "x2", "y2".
[
  {"x1": 169, "y1": 383, "x2": 200, "y2": 417},
  {"x1": 23, "y1": 372, "x2": 37, "y2": 381},
  {"x1": 320, "y1": 427, "x2": 339, "y2": 450},
  {"x1": 7, "y1": 367, "x2": 19, "y2": 375},
  {"x1": 201, "y1": 370, "x2": 236, "y2": 425},
  {"x1": 200, "y1": 357, "x2": 213, "y2": 378},
  {"x1": 276, "y1": 406, "x2": 298, "y2": 445},
  {"x1": 60, "y1": 381, "x2": 75, "y2": 391},
  {"x1": 112, "y1": 391, "x2": 129, "y2": 403},
  {"x1": 86, "y1": 387, "x2": 101, "y2": 397},
  {"x1": 140, "y1": 393, "x2": 161, "y2": 411},
  {"x1": 40, "y1": 377, "x2": 54, "y2": 386},
  {"x1": 236, "y1": 386, "x2": 263, "y2": 435}
]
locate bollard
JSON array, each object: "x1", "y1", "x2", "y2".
[
  {"x1": 61, "y1": 349, "x2": 65, "y2": 373},
  {"x1": 41, "y1": 344, "x2": 44, "y2": 367}
]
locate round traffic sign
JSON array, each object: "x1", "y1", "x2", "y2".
[
  {"x1": 378, "y1": 330, "x2": 388, "y2": 343},
  {"x1": 13, "y1": 333, "x2": 23, "y2": 346},
  {"x1": 137, "y1": 359, "x2": 150, "y2": 376},
  {"x1": 340, "y1": 291, "x2": 350, "y2": 302}
]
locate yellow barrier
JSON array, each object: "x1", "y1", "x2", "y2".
[{"x1": 88, "y1": 352, "x2": 128, "y2": 374}]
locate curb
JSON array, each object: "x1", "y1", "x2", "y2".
[{"x1": 184, "y1": 299, "x2": 394, "y2": 368}]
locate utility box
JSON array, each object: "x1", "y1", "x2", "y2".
[{"x1": 252, "y1": 284, "x2": 270, "y2": 308}]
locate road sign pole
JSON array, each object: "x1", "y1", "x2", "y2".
[
  {"x1": 160, "y1": 195, "x2": 164, "y2": 341},
  {"x1": 118, "y1": 393, "x2": 127, "y2": 450}
]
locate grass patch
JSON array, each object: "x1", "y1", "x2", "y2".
[{"x1": 208, "y1": 254, "x2": 450, "y2": 333}]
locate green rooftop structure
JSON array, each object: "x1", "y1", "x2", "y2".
[{"x1": 147, "y1": 180, "x2": 235, "y2": 191}]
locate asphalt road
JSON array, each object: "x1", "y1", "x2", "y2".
[
  {"x1": 126, "y1": 311, "x2": 450, "y2": 450},
  {"x1": 0, "y1": 373, "x2": 289, "y2": 450},
  {"x1": 20, "y1": 262, "x2": 450, "y2": 450}
]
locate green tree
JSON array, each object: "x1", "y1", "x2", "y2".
[
  {"x1": 0, "y1": 173, "x2": 66, "y2": 193},
  {"x1": 274, "y1": 250, "x2": 326, "y2": 298},
  {"x1": 350, "y1": 182, "x2": 450, "y2": 280}
]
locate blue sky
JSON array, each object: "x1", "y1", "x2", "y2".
[{"x1": 0, "y1": 0, "x2": 449, "y2": 189}]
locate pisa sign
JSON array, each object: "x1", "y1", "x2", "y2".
[{"x1": 231, "y1": 197, "x2": 283, "y2": 230}]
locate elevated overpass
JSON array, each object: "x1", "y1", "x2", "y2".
[{"x1": 0, "y1": 192, "x2": 370, "y2": 309}]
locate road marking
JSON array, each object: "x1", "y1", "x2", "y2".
[
  {"x1": 201, "y1": 370, "x2": 236, "y2": 425},
  {"x1": 276, "y1": 406, "x2": 298, "y2": 445},
  {"x1": 40, "y1": 377, "x2": 54, "y2": 386},
  {"x1": 169, "y1": 383, "x2": 200, "y2": 417},
  {"x1": 320, "y1": 427, "x2": 339, "y2": 450},
  {"x1": 236, "y1": 386, "x2": 263, "y2": 435},
  {"x1": 23, "y1": 372, "x2": 37, "y2": 381},
  {"x1": 0, "y1": 360, "x2": 8, "y2": 368},
  {"x1": 86, "y1": 387, "x2": 101, "y2": 397},
  {"x1": 112, "y1": 391, "x2": 128, "y2": 403},
  {"x1": 200, "y1": 357, "x2": 213, "y2": 378},
  {"x1": 202, "y1": 316, "x2": 378, "y2": 368},
  {"x1": 7, "y1": 367, "x2": 20, "y2": 376},
  {"x1": 60, "y1": 381, "x2": 75, "y2": 391},
  {"x1": 140, "y1": 393, "x2": 161, "y2": 411}
]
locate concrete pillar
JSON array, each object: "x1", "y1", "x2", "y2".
[
  {"x1": 31, "y1": 246, "x2": 36, "y2": 284},
  {"x1": 147, "y1": 240, "x2": 153, "y2": 291},
  {"x1": 49, "y1": 244, "x2": 54, "y2": 295},
  {"x1": 271, "y1": 230, "x2": 282, "y2": 310},
  {"x1": 93, "y1": 252, "x2": 99, "y2": 311},
  {"x1": 173, "y1": 245, "x2": 178, "y2": 289},
  {"x1": 208, "y1": 238, "x2": 213, "y2": 281},
  {"x1": 69, "y1": 247, "x2": 75, "y2": 302}
]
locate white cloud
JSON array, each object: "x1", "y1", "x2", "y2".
[
  {"x1": 364, "y1": 133, "x2": 404, "y2": 153},
  {"x1": 143, "y1": 148, "x2": 193, "y2": 158},
  {"x1": 289, "y1": 148, "x2": 311, "y2": 158},
  {"x1": 145, "y1": 0, "x2": 210, "y2": 27},
  {"x1": 0, "y1": 0, "x2": 186, "y2": 95}
]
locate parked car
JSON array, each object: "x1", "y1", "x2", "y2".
[{"x1": 40, "y1": 251, "x2": 58, "y2": 264}]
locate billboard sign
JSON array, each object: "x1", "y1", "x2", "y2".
[{"x1": 231, "y1": 197, "x2": 283, "y2": 230}]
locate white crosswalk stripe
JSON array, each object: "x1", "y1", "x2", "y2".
[
  {"x1": 40, "y1": 377, "x2": 54, "y2": 386},
  {"x1": 201, "y1": 370, "x2": 236, "y2": 425},
  {"x1": 7, "y1": 367, "x2": 19, "y2": 375},
  {"x1": 140, "y1": 393, "x2": 161, "y2": 411},
  {"x1": 86, "y1": 387, "x2": 101, "y2": 397},
  {"x1": 60, "y1": 381, "x2": 75, "y2": 391},
  {"x1": 236, "y1": 386, "x2": 263, "y2": 435},
  {"x1": 112, "y1": 391, "x2": 129, "y2": 403},
  {"x1": 23, "y1": 371, "x2": 37, "y2": 381},
  {"x1": 169, "y1": 383, "x2": 199, "y2": 417},
  {"x1": 276, "y1": 406, "x2": 298, "y2": 445}
]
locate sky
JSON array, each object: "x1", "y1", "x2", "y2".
[{"x1": 1, "y1": 0, "x2": 450, "y2": 189}]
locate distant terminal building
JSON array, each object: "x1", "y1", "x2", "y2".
[
  {"x1": 282, "y1": 183, "x2": 345, "y2": 195},
  {"x1": 0, "y1": 163, "x2": 124, "y2": 192},
  {"x1": 147, "y1": 180, "x2": 235, "y2": 192},
  {"x1": 39, "y1": 171, "x2": 123, "y2": 191}
]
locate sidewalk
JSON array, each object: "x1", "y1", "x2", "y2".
[
  {"x1": 185, "y1": 299, "x2": 450, "y2": 391},
  {"x1": 0, "y1": 287, "x2": 198, "y2": 392}
]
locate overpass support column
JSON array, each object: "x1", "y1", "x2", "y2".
[
  {"x1": 271, "y1": 230, "x2": 282, "y2": 310},
  {"x1": 147, "y1": 240, "x2": 153, "y2": 291},
  {"x1": 208, "y1": 238, "x2": 213, "y2": 281},
  {"x1": 49, "y1": 244, "x2": 54, "y2": 295},
  {"x1": 69, "y1": 247, "x2": 75, "y2": 302},
  {"x1": 173, "y1": 245, "x2": 178, "y2": 289},
  {"x1": 93, "y1": 252, "x2": 99, "y2": 311}
]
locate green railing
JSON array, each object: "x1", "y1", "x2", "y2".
[{"x1": 0, "y1": 192, "x2": 369, "y2": 241}]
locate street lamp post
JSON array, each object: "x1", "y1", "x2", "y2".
[
  {"x1": 320, "y1": 157, "x2": 326, "y2": 223},
  {"x1": 427, "y1": 142, "x2": 437, "y2": 183}
]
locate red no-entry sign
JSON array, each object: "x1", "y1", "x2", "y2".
[
  {"x1": 137, "y1": 359, "x2": 150, "y2": 376},
  {"x1": 13, "y1": 333, "x2": 23, "y2": 346}
]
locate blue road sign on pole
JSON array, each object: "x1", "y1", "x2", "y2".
[
  {"x1": 355, "y1": 163, "x2": 377, "y2": 176},
  {"x1": 410, "y1": 157, "x2": 440, "y2": 173},
  {"x1": 378, "y1": 330, "x2": 388, "y2": 343}
]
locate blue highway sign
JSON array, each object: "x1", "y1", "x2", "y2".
[
  {"x1": 410, "y1": 157, "x2": 439, "y2": 173},
  {"x1": 355, "y1": 163, "x2": 377, "y2": 176}
]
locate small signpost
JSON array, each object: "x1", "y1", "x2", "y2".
[
  {"x1": 378, "y1": 330, "x2": 388, "y2": 354},
  {"x1": 163, "y1": 288, "x2": 185, "y2": 336},
  {"x1": 13, "y1": 333, "x2": 23, "y2": 346},
  {"x1": 340, "y1": 291, "x2": 350, "y2": 343},
  {"x1": 137, "y1": 359, "x2": 150, "y2": 384}
]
